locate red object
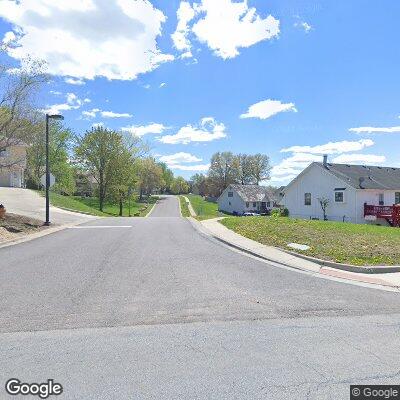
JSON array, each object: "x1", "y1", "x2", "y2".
[{"x1": 364, "y1": 204, "x2": 400, "y2": 227}]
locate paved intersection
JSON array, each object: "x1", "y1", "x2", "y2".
[{"x1": 0, "y1": 196, "x2": 399, "y2": 399}]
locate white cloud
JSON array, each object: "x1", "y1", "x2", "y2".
[
  {"x1": 158, "y1": 152, "x2": 209, "y2": 172},
  {"x1": 65, "y1": 77, "x2": 85, "y2": 86},
  {"x1": 82, "y1": 108, "x2": 100, "y2": 119},
  {"x1": 171, "y1": 1, "x2": 196, "y2": 55},
  {"x1": 159, "y1": 152, "x2": 202, "y2": 164},
  {"x1": 240, "y1": 99, "x2": 297, "y2": 120},
  {"x1": 349, "y1": 126, "x2": 400, "y2": 134},
  {"x1": 169, "y1": 163, "x2": 210, "y2": 171},
  {"x1": 0, "y1": 0, "x2": 174, "y2": 80},
  {"x1": 294, "y1": 21, "x2": 312, "y2": 33},
  {"x1": 92, "y1": 122, "x2": 104, "y2": 129},
  {"x1": 101, "y1": 111, "x2": 132, "y2": 118},
  {"x1": 158, "y1": 117, "x2": 226, "y2": 144},
  {"x1": 159, "y1": 82, "x2": 166, "y2": 88},
  {"x1": 281, "y1": 139, "x2": 375, "y2": 155},
  {"x1": 271, "y1": 139, "x2": 385, "y2": 184},
  {"x1": 121, "y1": 123, "x2": 167, "y2": 137},
  {"x1": 332, "y1": 154, "x2": 386, "y2": 164},
  {"x1": 43, "y1": 92, "x2": 84, "y2": 114},
  {"x1": 172, "y1": 0, "x2": 279, "y2": 59}
]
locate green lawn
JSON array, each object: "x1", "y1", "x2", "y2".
[
  {"x1": 186, "y1": 195, "x2": 220, "y2": 220},
  {"x1": 46, "y1": 191, "x2": 157, "y2": 217},
  {"x1": 178, "y1": 196, "x2": 191, "y2": 217},
  {"x1": 220, "y1": 216, "x2": 400, "y2": 266}
]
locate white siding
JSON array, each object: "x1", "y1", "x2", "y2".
[
  {"x1": 282, "y1": 163, "x2": 400, "y2": 225},
  {"x1": 282, "y1": 164, "x2": 358, "y2": 222},
  {"x1": 218, "y1": 186, "x2": 246, "y2": 214}
]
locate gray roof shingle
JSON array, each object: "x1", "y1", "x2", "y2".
[
  {"x1": 229, "y1": 184, "x2": 274, "y2": 202},
  {"x1": 317, "y1": 162, "x2": 400, "y2": 190}
]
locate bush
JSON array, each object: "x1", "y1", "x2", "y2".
[
  {"x1": 270, "y1": 208, "x2": 289, "y2": 217},
  {"x1": 281, "y1": 207, "x2": 289, "y2": 217},
  {"x1": 270, "y1": 209, "x2": 281, "y2": 217}
]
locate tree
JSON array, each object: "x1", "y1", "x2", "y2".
[
  {"x1": 107, "y1": 149, "x2": 137, "y2": 216},
  {"x1": 190, "y1": 173, "x2": 208, "y2": 196},
  {"x1": 170, "y1": 176, "x2": 189, "y2": 195},
  {"x1": 135, "y1": 157, "x2": 164, "y2": 200},
  {"x1": 74, "y1": 127, "x2": 127, "y2": 211},
  {"x1": 248, "y1": 154, "x2": 271, "y2": 185},
  {"x1": 318, "y1": 197, "x2": 330, "y2": 221},
  {"x1": 0, "y1": 53, "x2": 48, "y2": 169},
  {"x1": 236, "y1": 154, "x2": 254, "y2": 185},
  {"x1": 158, "y1": 162, "x2": 174, "y2": 193},
  {"x1": 208, "y1": 152, "x2": 240, "y2": 196},
  {"x1": 26, "y1": 120, "x2": 75, "y2": 194}
]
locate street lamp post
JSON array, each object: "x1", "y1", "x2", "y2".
[{"x1": 45, "y1": 113, "x2": 64, "y2": 226}]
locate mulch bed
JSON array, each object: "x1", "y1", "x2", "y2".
[{"x1": 0, "y1": 213, "x2": 45, "y2": 242}]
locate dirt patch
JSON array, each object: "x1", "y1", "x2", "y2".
[{"x1": 0, "y1": 213, "x2": 46, "y2": 243}]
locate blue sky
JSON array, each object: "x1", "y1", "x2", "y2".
[{"x1": 0, "y1": 0, "x2": 399, "y2": 184}]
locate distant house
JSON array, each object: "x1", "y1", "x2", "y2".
[
  {"x1": 218, "y1": 184, "x2": 281, "y2": 215},
  {"x1": 0, "y1": 143, "x2": 28, "y2": 188},
  {"x1": 281, "y1": 155, "x2": 400, "y2": 226}
]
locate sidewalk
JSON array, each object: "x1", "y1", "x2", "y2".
[
  {"x1": 183, "y1": 196, "x2": 197, "y2": 217},
  {"x1": 200, "y1": 218, "x2": 400, "y2": 290}
]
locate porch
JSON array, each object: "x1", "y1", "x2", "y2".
[{"x1": 364, "y1": 204, "x2": 400, "y2": 227}]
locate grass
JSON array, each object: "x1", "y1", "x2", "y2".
[
  {"x1": 220, "y1": 216, "x2": 400, "y2": 266},
  {"x1": 45, "y1": 191, "x2": 158, "y2": 217},
  {"x1": 186, "y1": 194, "x2": 220, "y2": 220},
  {"x1": 179, "y1": 196, "x2": 191, "y2": 217}
]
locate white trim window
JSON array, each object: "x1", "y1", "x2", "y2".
[
  {"x1": 379, "y1": 193, "x2": 384, "y2": 206},
  {"x1": 395, "y1": 192, "x2": 400, "y2": 204},
  {"x1": 304, "y1": 193, "x2": 311, "y2": 206}
]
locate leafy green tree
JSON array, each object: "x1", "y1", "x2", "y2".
[
  {"x1": 135, "y1": 157, "x2": 164, "y2": 200},
  {"x1": 74, "y1": 127, "x2": 127, "y2": 211},
  {"x1": 107, "y1": 149, "x2": 137, "y2": 216},
  {"x1": 208, "y1": 152, "x2": 241, "y2": 196},
  {"x1": 170, "y1": 176, "x2": 189, "y2": 195},
  {"x1": 26, "y1": 121, "x2": 75, "y2": 194},
  {"x1": 158, "y1": 162, "x2": 174, "y2": 193}
]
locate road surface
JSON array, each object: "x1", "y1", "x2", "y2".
[{"x1": 1, "y1": 196, "x2": 400, "y2": 399}]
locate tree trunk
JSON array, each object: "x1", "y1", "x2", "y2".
[
  {"x1": 99, "y1": 172, "x2": 104, "y2": 211},
  {"x1": 119, "y1": 196, "x2": 123, "y2": 217}
]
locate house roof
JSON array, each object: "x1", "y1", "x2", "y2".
[
  {"x1": 228, "y1": 184, "x2": 274, "y2": 202},
  {"x1": 316, "y1": 162, "x2": 400, "y2": 190}
]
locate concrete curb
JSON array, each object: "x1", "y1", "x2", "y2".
[
  {"x1": 197, "y1": 218, "x2": 400, "y2": 278},
  {"x1": 279, "y1": 248, "x2": 400, "y2": 274}
]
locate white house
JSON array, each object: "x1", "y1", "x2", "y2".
[
  {"x1": 0, "y1": 143, "x2": 28, "y2": 188},
  {"x1": 281, "y1": 156, "x2": 400, "y2": 225},
  {"x1": 218, "y1": 184, "x2": 281, "y2": 215}
]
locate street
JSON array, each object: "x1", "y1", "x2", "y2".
[{"x1": 1, "y1": 196, "x2": 400, "y2": 399}]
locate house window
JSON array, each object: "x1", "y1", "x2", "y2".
[
  {"x1": 335, "y1": 191, "x2": 344, "y2": 203},
  {"x1": 253, "y1": 202, "x2": 256, "y2": 208},
  {"x1": 379, "y1": 193, "x2": 384, "y2": 206},
  {"x1": 304, "y1": 193, "x2": 311, "y2": 206},
  {"x1": 246, "y1": 202, "x2": 249, "y2": 208},
  {"x1": 267, "y1": 201, "x2": 271, "y2": 208},
  {"x1": 395, "y1": 192, "x2": 400, "y2": 204},
  {"x1": 228, "y1": 192, "x2": 233, "y2": 198}
]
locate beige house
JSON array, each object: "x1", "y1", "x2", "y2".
[{"x1": 0, "y1": 144, "x2": 28, "y2": 188}]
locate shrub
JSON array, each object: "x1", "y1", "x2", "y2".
[
  {"x1": 270, "y1": 209, "x2": 281, "y2": 217},
  {"x1": 281, "y1": 207, "x2": 289, "y2": 217}
]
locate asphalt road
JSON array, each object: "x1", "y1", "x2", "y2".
[{"x1": 1, "y1": 196, "x2": 400, "y2": 399}]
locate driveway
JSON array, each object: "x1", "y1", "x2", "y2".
[
  {"x1": 1, "y1": 196, "x2": 400, "y2": 399},
  {"x1": 0, "y1": 187, "x2": 96, "y2": 225}
]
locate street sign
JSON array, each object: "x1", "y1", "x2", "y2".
[{"x1": 40, "y1": 173, "x2": 56, "y2": 188}]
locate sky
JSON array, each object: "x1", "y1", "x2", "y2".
[{"x1": 0, "y1": 0, "x2": 399, "y2": 185}]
